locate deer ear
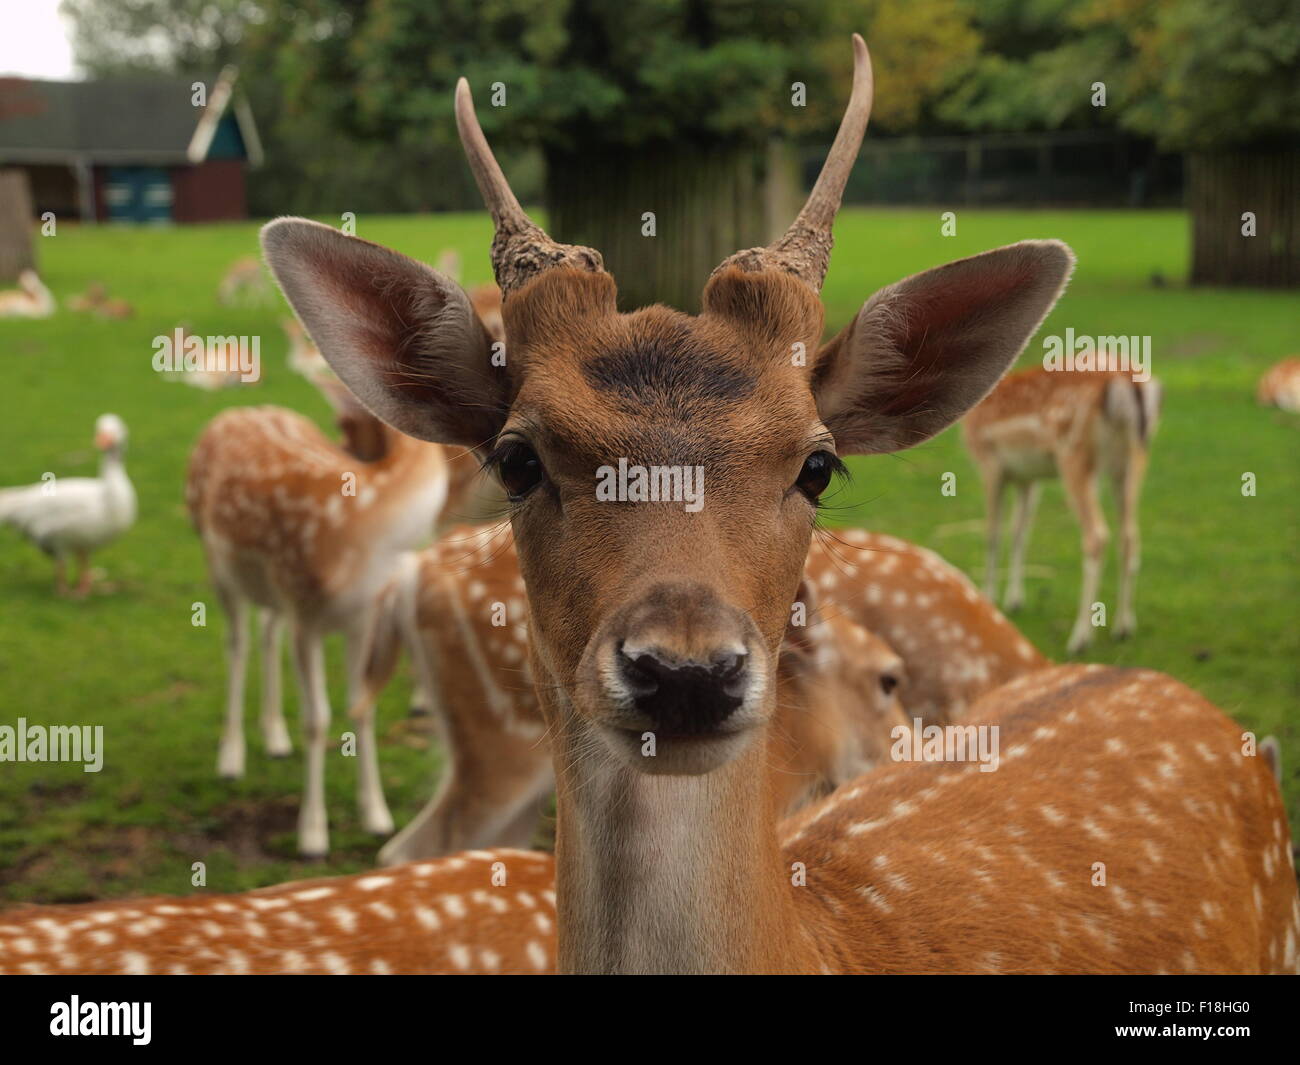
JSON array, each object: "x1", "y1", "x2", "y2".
[
  {"x1": 811, "y1": 240, "x2": 1075, "y2": 455},
  {"x1": 261, "y1": 218, "x2": 505, "y2": 448}
]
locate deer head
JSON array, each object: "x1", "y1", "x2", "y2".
[
  {"x1": 263, "y1": 34, "x2": 1074, "y2": 970},
  {"x1": 263, "y1": 33, "x2": 1070, "y2": 776}
]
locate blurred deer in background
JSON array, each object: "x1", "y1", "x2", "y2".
[
  {"x1": 1257, "y1": 358, "x2": 1300, "y2": 413},
  {"x1": 217, "y1": 255, "x2": 275, "y2": 307},
  {"x1": 0, "y1": 269, "x2": 55, "y2": 318},
  {"x1": 185, "y1": 395, "x2": 463, "y2": 855},
  {"x1": 963, "y1": 368, "x2": 1162, "y2": 654}
]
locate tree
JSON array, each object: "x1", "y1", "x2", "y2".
[
  {"x1": 61, "y1": 0, "x2": 257, "y2": 78},
  {"x1": 938, "y1": 0, "x2": 1300, "y2": 285},
  {"x1": 346, "y1": 0, "x2": 978, "y2": 310}
]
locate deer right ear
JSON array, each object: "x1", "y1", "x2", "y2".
[
  {"x1": 261, "y1": 218, "x2": 505, "y2": 448},
  {"x1": 811, "y1": 240, "x2": 1075, "y2": 455}
]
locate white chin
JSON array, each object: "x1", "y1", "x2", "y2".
[{"x1": 598, "y1": 724, "x2": 757, "y2": 776}]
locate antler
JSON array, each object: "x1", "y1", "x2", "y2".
[
  {"x1": 454, "y1": 79, "x2": 605, "y2": 297},
  {"x1": 712, "y1": 34, "x2": 874, "y2": 291}
]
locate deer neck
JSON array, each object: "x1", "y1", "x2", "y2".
[{"x1": 550, "y1": 702, "x2": 818, "y2": 975}]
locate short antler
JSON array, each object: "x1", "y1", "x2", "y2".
[
  {"x1": 712, "y1": 34, "x2": 874, "y2": 290},
  {"x1": 454, "y1": 79, "x2": 605, "y2": 296}
]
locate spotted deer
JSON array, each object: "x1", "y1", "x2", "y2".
[
  {"x1": 963, "y1": 368, "x2": 1162, "y2": 654},
  {"x1": 0, "y1": 850, "x2": 559, "y2": 975},
  {"x1": 185, "y1": 404, "x2": 459, "y2": 856},
  {"x1": 805, "y1": 528, "x2": 1047, "y2": 723},
  {"x1": 356, "y1": 525, "x2": 908, "y2": 863},
  {"x1": 262, "y1": 35, "x2": 1297, "y2": 973}
]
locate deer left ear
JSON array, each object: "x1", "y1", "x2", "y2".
[
  {"x1": 261, "y1": 217, "x2": 506, "y2": 449},
  {"x1": 811, "y1": 240, "x2": 1075, "y2": 455}
]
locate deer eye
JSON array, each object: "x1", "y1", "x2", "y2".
[
  {"x1": 879, "y1": 674, "x2": 899, "y2": 696},
  {"x1": 494, "y1": 440, "x2": 544, "y2": 500},
  {"x1": 796, "y1": 450, "x2": 839, "y2": 500}
]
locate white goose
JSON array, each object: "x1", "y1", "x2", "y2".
[{"x1": 0, "y1": 414, "x2": 136, "y2": 596}]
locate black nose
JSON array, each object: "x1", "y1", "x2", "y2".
[{"x1": 618, "y1": 646, "x2": 748, "y2": 735}]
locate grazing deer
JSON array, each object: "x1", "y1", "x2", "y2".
[
  {"x1": 357, "y1": 526, "x2": 908, "y2": 863},
  {"x1": 262, "y1": 35, "x2": 1297, "y2": 973},
  {"x1": 1257, "y1": 357, "x2": 1300, "y2": 413},
  {"x1": 0, "y1": 269, "x2": 55, "y2": 318},
  {"x1": 0, "y1": 849, "x2": 559, "y2": 975},
  {"x1": 185, "y1": 402, "x2": 462, "y2": 856},
  {"x1": 67, "y1": 281, "x2": 133, "y2": 318},
  {"x1": 963, "y1": 368, "x2": 1162, "y2": 654},
  {"x1": 161, "y1": 323, "x2": 250, "y2": 391}
]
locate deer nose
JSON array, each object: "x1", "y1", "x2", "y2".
[{"x1": 618, "y1": 645, "x2": 749, "y2": 735}]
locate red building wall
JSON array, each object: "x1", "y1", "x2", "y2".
[{"x1": 172, "y1": 159, "x2": 246, "y2": 222}]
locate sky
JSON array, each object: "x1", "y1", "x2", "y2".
[{"x1": 1, "y1": 0, "x2": 77, "y2": 79}]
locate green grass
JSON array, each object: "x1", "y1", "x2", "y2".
[{"x1": 0, "y1": 208, "x2": 1295, "y2": 903}]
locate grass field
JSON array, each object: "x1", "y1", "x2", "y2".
[{"x1": 0, "y1": 207, "x2": 1296, "y2": 903}]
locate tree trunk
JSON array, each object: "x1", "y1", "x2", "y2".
[
  {"x1": 1188, "y1": 150, "x2": 1299, "y2": 287},
  {"x1": 544, "y1": 142, "x2": 773, "y2": 313},
  {"x1": 0, "y1": 170, "x2": 37, "y2": 284}
]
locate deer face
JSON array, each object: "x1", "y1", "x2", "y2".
[{"x1": 263, "y1": 35, "x2": 1074, "y2": 777}]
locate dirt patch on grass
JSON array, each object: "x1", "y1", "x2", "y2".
[{"x1": 0, "y1": 795, "x2": 367, "y2": 904}]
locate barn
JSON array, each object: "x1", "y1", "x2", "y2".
[{"x1": 0, "y1": 67, "x2": 262, "y2": 224}]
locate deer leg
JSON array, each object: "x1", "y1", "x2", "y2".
[
  {"x1": 291, "y1": 625, "x2": 331, "y2": 857},
  {"x1": 1062, "y1": 456, "x2": 1109, "y2": 655},
  {"x1": 74, "y1": 550, "x2": 93, "y2": 598},
  {"x1": 258, "y1": 610, "x2": 292, "y2": 757},
  {"x1": 1005, "y1": 482, "x2": 1041, "y2": 612},
  {"x1": 1114, "y1": 447, "x2": 1149, "y2": 640},
  {"x1": 346, "y1": 611, "x2": 394, "y2": 836},
  {"x1": 216, "y1": 589, "x2": 250, "y2": 779},
  {"x1": 982, "y1": 467, "x2": 1007, "y2": 601},
  {"x1": 378, "y1": 792, "x2": 455, "y2": 866}
]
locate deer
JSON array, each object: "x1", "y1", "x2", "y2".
[
  {"x1": 184, "y1": 397, "x2": 466, "y2": 857},
  {"x1": 0, "y1": 268, "x2": 55, "y2": 318},
  {"x1": 962, "y1": 368, "x2": 1162, "y2": 655},
  {"x1": 261, "y1": 34, "x2": 1298, "y2": 973},
  {"x1": 1257, "y1": 357, "x2": 1300, "y2": 413},
  {"x1": 217, "y1": 255, "x2": 275, "y2": 307},
  {"x1": 4, "y1": 719, "x2": 1296, "y2": 977},
  {"x1": 0, "y1": 849, "x2": 559, "y2": 975},
  {"x1": 805, "y1": 528, "x2": 1046, "y2": 723},
  {"x1": 354, "y1": 525, "x2": 908, "y2": 863}
]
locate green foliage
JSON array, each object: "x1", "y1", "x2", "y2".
[
  {"x1": 0, "y1": 209, "x2": 1295, "y2": 901},
  {"x1": 941, "y1": 0, "x2": 1300, "y2": 149}
]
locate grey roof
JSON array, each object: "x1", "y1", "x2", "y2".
[{"x1": 0, "y1": 76, "x2": 229, "y2": 164}]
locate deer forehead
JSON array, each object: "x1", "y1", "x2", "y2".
[{"x1": 504, "y1": 293, "x2": 823, "y2": 461}]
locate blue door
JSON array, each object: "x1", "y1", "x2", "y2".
[{"x1": 104, "y1": 167, "x2": 173, "y2": 223}]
